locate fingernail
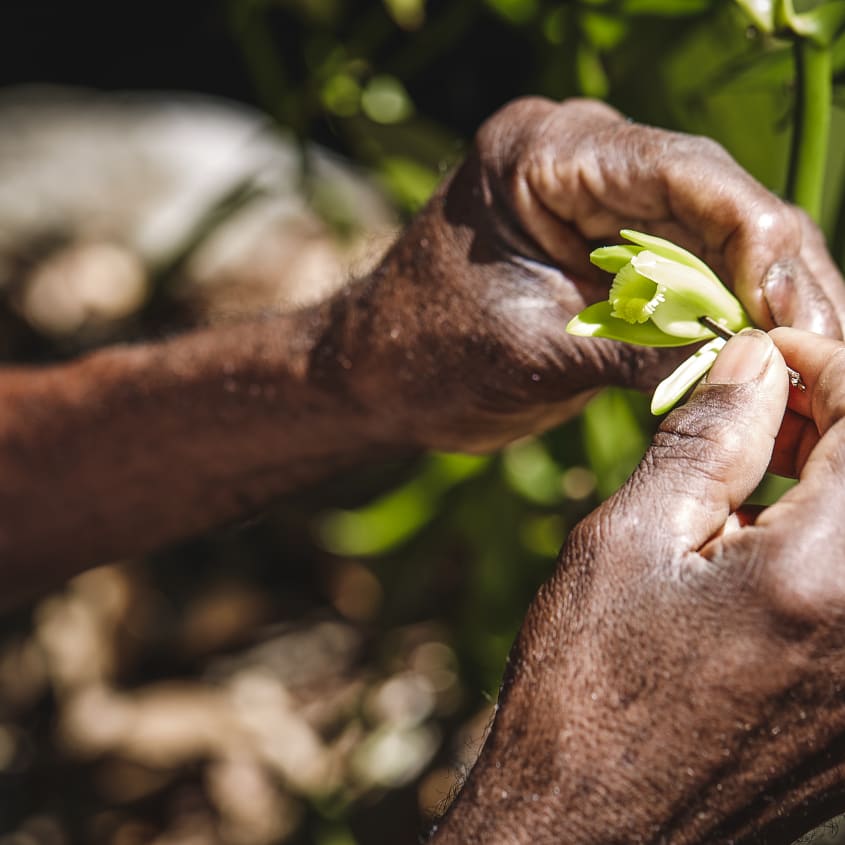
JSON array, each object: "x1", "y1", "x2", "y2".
[
  {"x1": 708, "y1": 329, "x2": 773, "y2": 384},
  {"x1": 762, "y1": 260, "x2": 841, "y2": 337},
  {"x1": 761, "y1": 261, "x2": 796, "y2": 327}
]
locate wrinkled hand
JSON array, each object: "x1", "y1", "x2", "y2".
[
  {"x1": 434, "y1": 327, "x2": 845, "y2": 844},
  {"x1": 348, "y1": 97, "x2": 845, "y2": 452}
]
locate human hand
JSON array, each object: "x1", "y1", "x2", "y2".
[
  {"x1": 344, "y1": 97, "x2": 845, "y2": 452},
  {"x1": 433, "y1": 327, "x2": 845, "y2": 844}
]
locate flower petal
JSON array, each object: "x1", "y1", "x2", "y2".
[
  {"x1": 589, "y1": 244, "x2": 642, "y2": 274},
  {"x1": 566, "y1": 301, "x2": 697, "y2": 347},
  {"x1": 650, "y1": 337, "x2": 727, "y2": 415},
  {"x1": 648, "y1": 296, "x2": 712, "y2": 339},
  {"x1": 632, "y1": 251, "x2": 749, "y2": 331},
  {"x1": 621, "y1": 229, "x2": 722, "y2": 286},
  {"x1": 734, "y1": 0, "x2": 774, "y2": 33}
]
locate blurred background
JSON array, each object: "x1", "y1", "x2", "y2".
[{"x1": 1, "y1": 1, "x2": 845, "y2": 843}]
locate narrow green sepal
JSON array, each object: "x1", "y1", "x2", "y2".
[
  {"x1": 589, "y1": 244, "x2": 642, "y2": 274},
  {"x1": 650, "y1": 337, "x2": 726, "y2": 415},
  {"x1": 631, "y1": 252, "x2": 750, "y2": 334},
  {"x1": 566, "y1": 301, "x2": 699, "y2": 348}
]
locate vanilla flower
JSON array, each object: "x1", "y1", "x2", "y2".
[{"x1": 566, "y1": 230, "x2": 752, "y2": 414}]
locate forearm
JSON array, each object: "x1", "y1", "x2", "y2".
[{"x1": 0, "y1": 288, "x2": 406, "y2": 599}]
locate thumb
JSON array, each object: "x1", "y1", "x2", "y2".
[{"x1": 615, "y1": 330, "x2": 789, "y2": 551}]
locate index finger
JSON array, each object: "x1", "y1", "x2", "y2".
[{"x1": 770, "y1": 327, "x2": 845, "y2": 434}]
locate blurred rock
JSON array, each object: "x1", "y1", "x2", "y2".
[
  {"x1": 324, "y1": 559, "x2": 383, "y2": 622},
  {"x1": 365, "y1": 672, "x2": 435, "y2": 728},
  {"x1": 350, "y1": 722, "x2": 440, "y2": 789},
  {"x1": 206, "y1": 757, "x2": 300, "y2": 845},
  {"x1": 0, "y1": 635, "x2": 47, "y2": 713},
  {"x1": 179, "y1": 581, "x2": 271, "y2": 659},
  {"x1": 19, "y1": 241, "x2": 147, "y2": 336}
]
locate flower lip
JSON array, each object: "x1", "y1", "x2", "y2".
[
  {"x1": 605, "y1": 247, "x2": 736, "y2": 341},
  {"x1": 608, "y1": 262, "x2": 662, "y2": 324}
]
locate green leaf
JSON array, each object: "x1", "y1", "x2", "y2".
[
  {"x1": 315, "y1": 452, "x2": 488, "y2": 556},
  {"x1": 582, "y1": 388, "x2": 650, "y2": 499},
  {"x1": 580, "y1": 9, "x2": 630, "y2": 51},
  {"x1": 650, "y1": 337, "x2": 726, "y2": 414},
  {"x1": 379, "y1": 156, "x2": 440, "y2": 211},
  {"x1": 361, "y1": 76, "x2": 414, "y2": 124},
  {"x1": 503, "y1": 438, "x2": 565, "y2": 505},
  {"x1": 383, "y1": 0, "x2": 426, "y2": 30},
  {"x1": 566, "y1": 301, "x2": 700, "y2": 347},
  {"x1": 576, "y1": 42, "x2": 610, "y2": 98},
  {"x1": 620, "y1": 0, "x2": 713, "y2": 15},
  {"x1": 485, "y1": 0, "x2": 538, "y2": 25},
  {"x1": 700, "y1": 46, "x2": 792, "y2": 97}
]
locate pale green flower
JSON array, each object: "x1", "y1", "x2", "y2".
[
  {"x1": 734, "y1": 0, "x2": 845, "y2": 46},
  {"x1": 734, "y1": 0, "x2": 774, "y2": 33},
  {"x1": 566, "y1": 229, "x2": 752, "y2": 415}
]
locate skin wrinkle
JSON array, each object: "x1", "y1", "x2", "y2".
[
  {"x1": 642, "y1": 412, "x2": 773, "y2": 523},
  {"x1": 572, "y1": 154, "x2": 624, "y2": 240},
  {"x1": 524, "y1": 160, "x2": 605, "y2": 280},
  {"x1": 709, "y1": 713, "x2": 845, "y2": 844}
]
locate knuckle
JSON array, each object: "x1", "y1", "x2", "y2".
[
  {"x1": 678, "y1": 131, "x2": 731, "y2": 162},
  {"x1": 727, "y1": 180, "x2": 800, "y2": 256},
  {"x1": 747, "y1": 201, "x2": 801, "y2": 246},
  {"x1": 652, "y1": 128, "x2": 733, "y2": 168},
  {"x1": 562, "y1": 506, "x2": 625, "y2": 568},
  {"x1": 760, "y1": 558, "x2": 845, "y2": 636},
  {"x1": 721, "y1": 190, "x2": 800, "y2": 263},
  {"x1": 752, "y1": 524, "x2": 845, "y2": 635},
  {"x1": 555, "y1": 96, "x2": 624, "y2": 125},
  {"x1": 475, "y1": 96, "x2": 555, "y2": 153}
]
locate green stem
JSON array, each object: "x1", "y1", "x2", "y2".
[
  {"x1": 833, "y1": 158, "x2": 845, "y2": 267},
  {"x1": 786, "y1": 37, "x2": 832, "y2": 222}
]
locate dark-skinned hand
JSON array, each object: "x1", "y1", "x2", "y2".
[
  {"x1": 341, "y1": 97, "x2": 845, "y2": 452},
  {"x1": 432, "y1": 327, "x2": 845, "y2": 844}
]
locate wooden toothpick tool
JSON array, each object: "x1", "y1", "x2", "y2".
[{"x1": 698, "y1": 316, "x2": 805, "y2": 392}]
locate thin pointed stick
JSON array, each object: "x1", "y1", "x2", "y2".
[{"x1": 698, "y1": 317, "x2": 805, "y2": 391}]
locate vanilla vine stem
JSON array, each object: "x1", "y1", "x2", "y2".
[{"x1": 786, "y1": 34, "x2": 832, "y2": 222}]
